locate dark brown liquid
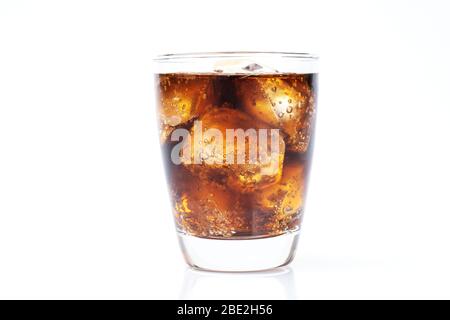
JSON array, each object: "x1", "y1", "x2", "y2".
[{"x1": 156, "y1": 73, "x2": 317, "y2": 239}]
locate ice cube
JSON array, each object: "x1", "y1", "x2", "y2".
[
  {"x1": 169, "y1": 165, "x2": 248, "y2": 237},
  {"x1": 235, "y1": 76, "x2": 315, "y2": 152},
  {"x1": 213, "y1": 59, "x2": 277, "y2": 74},
  {"x1": 156, "y1": 74, "x2": 214, "y2": 143},
  {"x1": 242, "y1": 63, "x2": 263, "y2": 72},
  {"x1": 251, "y1": 161, "x2": 305, "y2": 233},
  {"x1": 180, "y1": 107, "x2": 285, "y2": 193}
]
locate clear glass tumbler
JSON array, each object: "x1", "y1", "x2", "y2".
[{"x1": 153, "y1": 52, "x2": 318, "y2": 272}]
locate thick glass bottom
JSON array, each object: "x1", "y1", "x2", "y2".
[{"x1": 178, "y1": 232, "x2": 300, "y2": 272}]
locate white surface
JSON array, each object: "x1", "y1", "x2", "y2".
[{"x1": 0, "y1": 0, "x2": 450, "y2": 299}]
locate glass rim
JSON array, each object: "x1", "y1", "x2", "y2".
[{"x1": 153, "y1": 51, "x2": 319, "y2": 62}]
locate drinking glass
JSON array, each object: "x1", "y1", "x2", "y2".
[{"x1": 154, "y1": 52, "x2": 318, "y2": 272}]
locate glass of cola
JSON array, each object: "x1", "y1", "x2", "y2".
[{"x1": 154, "y1": 52, "x2": 318, "y2": 272}]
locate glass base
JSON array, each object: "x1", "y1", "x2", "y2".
[{"x1": 178, "y1": 232, "x2": 300, "y2": 272}]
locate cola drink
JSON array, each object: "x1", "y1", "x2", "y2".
[{"x1": 156, "y1": 72, "x2": 317, "y2": 239}]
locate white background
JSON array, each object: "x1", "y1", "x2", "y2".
[{"x1": 1, "y1": 0, "x2": 450, "y2": 299}]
